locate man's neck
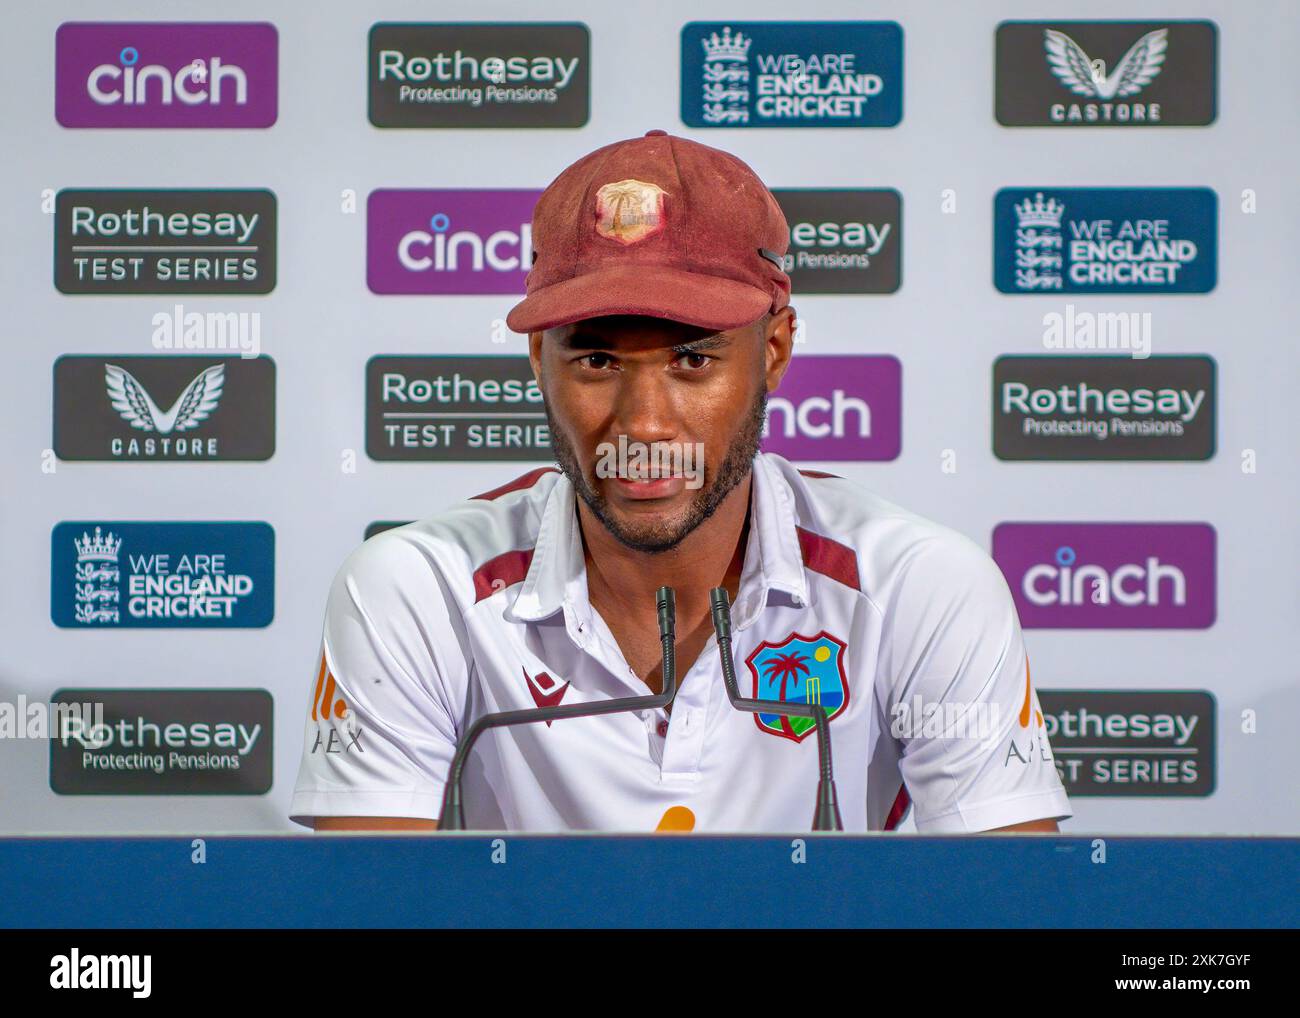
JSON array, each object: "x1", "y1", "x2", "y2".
[{"x1": 579, "y1": 472, "x2": 753, "y2": 625}]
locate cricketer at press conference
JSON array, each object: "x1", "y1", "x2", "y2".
[{"x1": 290, "y1": 130, "x2": 1072, "y2": 834}]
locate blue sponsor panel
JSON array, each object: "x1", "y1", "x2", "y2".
[
  {"x1": 51, "y1": 522, "x2": 274, "y2": 628},
  {"x1": 994, "y1": 187, "x2": 1216, "y2": 294},
  {"x1": 681, "y1": 22, "x2": 902, "y2": 128}
]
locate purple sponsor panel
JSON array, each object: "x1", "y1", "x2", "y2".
[
  {"x1": 55, "y1": 22, "x2": 278, "y2": 128},
  {"x1": 367, "y1": 189, "x2": 540, "y2": 295},
  {"x1": 992, "y1": 522, "x2": 1216, "y2": 629},
  {"x1": 760, "y1": 355, "x2": 901, "y2": 461}
]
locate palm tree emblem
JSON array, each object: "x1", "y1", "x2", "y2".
[
  {"x1": 763, "y1": 650, "x2": 810, "y2": 701},
  {"x1": 594, "y1": 179, "x2": 666, "y2": 245}
]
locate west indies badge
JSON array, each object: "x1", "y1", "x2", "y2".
[{"x1": 745, "y1": 630, "x2": 848, "y2": 742}]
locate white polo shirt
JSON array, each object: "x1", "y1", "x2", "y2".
[{"x1": 290, "y1": 452, "x2": 1072, "y2": 832}]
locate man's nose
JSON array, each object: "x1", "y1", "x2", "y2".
[{"x1": 610, "y1": 368, "x2": 679, "y2": 444}]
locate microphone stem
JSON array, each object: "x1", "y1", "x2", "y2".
[{"x1": 440, "y1": 586, "x2": 677, "y2": 830}]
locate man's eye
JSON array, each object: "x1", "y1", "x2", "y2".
[
  {"x1": 579, "y1": 353, "x2": 614, "y2": 370},
  {"x1": 677, "y1": 352, "x2": 710, "y2": 370}
]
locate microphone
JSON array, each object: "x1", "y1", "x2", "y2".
[
  {"x1": 438, "y1": 586, "x2": 678, "y2": 831},
  {"x1": 708, "y1": 587, "x2": 843, "y2": 831}
]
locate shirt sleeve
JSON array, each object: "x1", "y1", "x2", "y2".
[
  {"x1": 289, "y1": 530, "x2": 471, "y2": 827},
  {"x1": 879, "y1": 527, "x2": 1073, "y2": 833}
]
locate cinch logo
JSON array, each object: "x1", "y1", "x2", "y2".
[
  {"x1": 994, "y1": 188, "x2": 1216, "y2": 294},
  {"x1": 992, "y1": 523, "x2": 1215, "y2": 629},
  {"x1": 760, "y1": 355, "x2": 900, "y2": 461},
  {"x1": 995, "y1": 21, "x2": 1217, "y2": 127},
  {"x1": 51, "y1": 522, "x2": 274, "y2": 629},
  {"x1": 681, "y1": 21, "x2": 902, "y2": 128},
  {"x1": 55, "y1": 22, "x2": 278, "y2": 128},
  {"x1": 367, "y1": 190, "x2": 539, "y2": 295}
]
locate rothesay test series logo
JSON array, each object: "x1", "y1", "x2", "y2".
[
  {"x1": 55, "y1": 189, "x2": 277, "y2": 295},
  {"x1": 367, "y1": 355, "x2": 550, "y2": 461}
]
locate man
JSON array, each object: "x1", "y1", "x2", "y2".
[{"x1": 291, "y1": 130, "x2": 1071, "y2": 833}]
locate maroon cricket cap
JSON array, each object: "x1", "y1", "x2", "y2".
[{"x1": 505, "y1": 129, "x2": 791, "y2": 334}]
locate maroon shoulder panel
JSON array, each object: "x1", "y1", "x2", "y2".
[
  {"x1": 469, "y1": 466, "x2": 559, "y2": 502},
  {"x1": 472, "y1": 548, "x2": 535, "y2": 603},
  {"x1": 795, "y1": 525, "x2": 861, "y2": 592}
]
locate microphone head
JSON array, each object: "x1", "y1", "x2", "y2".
[
  {"x1": 656, "y1": 586, "x2": 676, "y2": 636},
  {"x1": 709, "y1": 587, "x2": 732, "y2": 640}
]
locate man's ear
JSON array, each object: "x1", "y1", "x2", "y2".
[
  {"x1": 764, "y1": 306, "x2": 796, "y2": 394},
  {"x1": 528, "y1": 331, "x2": 545, "y2": 388}
]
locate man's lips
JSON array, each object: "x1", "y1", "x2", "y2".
[{"x1": 610, "y1": 475, "x2": 687, "y2": 500}]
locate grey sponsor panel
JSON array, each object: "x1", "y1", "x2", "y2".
[
  {"x1": 367, "y1": 355, "x2": 551, "y2": 462},
  {"x1": 995, "y1": 20, "x2": 1217, "y2": 126},
  {"x1": 53, "y1": 355, "x2": 275, "y2": 461},
  {"x1": 771, "y1": 189, "x2": 901, "y2": 294},
  {"x1": 1039, "y1": 690, "x2": 1215, "y2": 796},
  {"x1": 369, "y1": 23, "x2": 590, "y2": 128},
  {"x1": 49, "y1": 688, "x2": 273, "y2": 795},
  {"x1": 55, "y1": 189, "x2": 276, "y2": 295},
  {"x1": 993, "y1": 355, "x2": 1215, "y2": 460}
]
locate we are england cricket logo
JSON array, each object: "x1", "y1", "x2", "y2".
[
  {"x1": 51, "y1": 522, "x2": 274, "y2": 628},
  {"x1": 995, "y1": 21, "x2": 1217, "y2": 126},
  {"x1": 680, "y1": 21, "x2": 902, "y2": 128},
  {"x1": 994, "y1": 188, "x2": 1216, "y2": 294}
]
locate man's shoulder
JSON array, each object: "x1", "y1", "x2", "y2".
[
  {"x1": 332, "y1": 466, "x2": 562, "y2": 607},
  {"x1": 766, "y1": 454, "x2": 1004, "y2": 609}
]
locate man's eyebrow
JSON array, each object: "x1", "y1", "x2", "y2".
[
  {"x1": 559, "y1": 331, "x2": 732, "y2": 354},
  {"x1": 668, "y1": 334, "x2": 731, "y2": 355},
  {"x1": 560, "y1": 330, "x2": 616, "y2": 351}
]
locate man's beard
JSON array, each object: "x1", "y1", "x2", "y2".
[{"x1": 545, "y1": 385, "x2": 767, "y2": 554}]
